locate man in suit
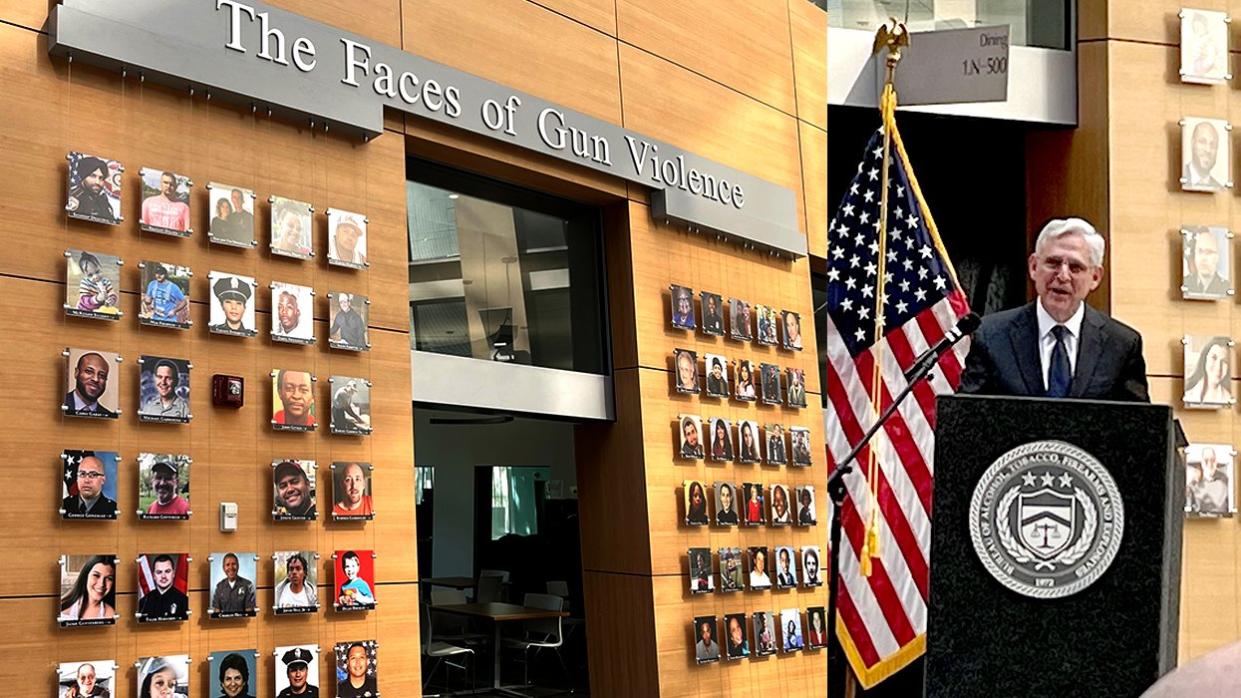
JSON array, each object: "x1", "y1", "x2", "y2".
[
  {"x1": 958, "y1": 217, "x2": 1149, "y2": 402},
  {"x1": 62, "y1": 351, "x2": 117, "y2": 418},
  {"x1": 1183, "y1": 120, "x2": 1225, "y2": 190}
]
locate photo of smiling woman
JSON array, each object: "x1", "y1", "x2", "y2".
[
  {"x1": 1184, "y1": 335, "x2": 1233, "y2": 407},
  {"x1": 737, "y1": 420, "x2": 761, "y2": 464},
  {"x1": 673, "y1": 348, "x2": 699, "y2": 394},
  {"x1": 684, "y1": 480, "x2": 709, "y2": 525},
  {"x1": 58, "y1": 555, "x2": 117, "y2": 627},
  {"x1": 735, "y1": 360, "x2": 757, "y2": 401},
  {"x1": 136, "y1": 655, "x2": 189, "y2": 698},
  {"x1": 209, "y1": 651, "x2": 256, "y2": 698},
  {"x1": 709, "y1": 417, "x2": 733, "y2": 461}
]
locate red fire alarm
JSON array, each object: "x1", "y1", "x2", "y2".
[{"x1": 212, "y1": 374, "x2": 245, "y2": 408}]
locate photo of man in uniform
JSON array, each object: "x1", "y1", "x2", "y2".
[
  {"x1": 139, "y1": 169, "x2": 191, "y2": 235},
  {"x1": 328, "y1": 210, "x2": 367, "y2": 268},
  {"x1": 330, "y1": 379, "x2": 371, "y2": 435},
  {"x1": 273, "y1": 460, "x2": 317, "y2": 520},
  {"x1": 276, "y1": 646, "x2": 319, "y2": 697},
  {"x1": 62, "y1": 451, "x2": 118, "y2": 519},
  {"x1": 140, "y1": 262, "x2": 190, "y2": 327},
  {"x1": 328, "y1": 293, "x2": 369, "y2": 351},
  {"x1": 66, "y1": 152, "x2": 119, "y2": 224},
  {"x1": 209, "y1": 552, "x2": 257, "y2": 618},
  {"x1": 273, "y1": 370, "x2": 317, "y2": 429},
  {"x1": 141, "y1": 457, "x2": 190, "y2": 518},
  {"x1": 209, "y1": 273, "x2": 256, "y2": 336},
  {"x1": 271, "y1": 283, "x2": 314, "y2": 343},
  {"x1": 139, "y1": 357, "x2": 190, "y2": 422},
  {"x1": 1182, "y1": 118, "x2": 1228, "y2": 191},
  {"x1": 63, "y1": 350, "x2": 118, "y2": 418},
  {"x1": 137, "y1": 554, "x2": 189, "y2": 622},
  {"x1": 332, "y1": 462, "x2": 374, "y2": 519},
  {"x1": 334, "y1": 642, "x2": 378, "y2": 698},
  {"x1": 274, "y1": 552, "x2": 319, "y2": 612},
  {"x1": 1182, "y1": 226, "x2": 1231, "y2": 299}
]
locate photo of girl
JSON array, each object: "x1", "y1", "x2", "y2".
[
  {"x1": 769, "y1": 484, "x2": 792, "y2": 525},
  {"x1": 709, "y1": 417, "x2": 733, "y2": 461},
  {"x1": 724, "y1": 613, "x2": 750, "y2": 659},
  {"x1": 58, "y1": 555, "x2": 117, "y2": 627},
  {"x1": 737, "y1": 420, "x2": 761, "y2": 463},
  {"x1": 743, "y1": 483, "x2": 765, "y2": 525},
  {"x1": 684, "y1": 480, "x2": 709, "y2": 525},
  {"x1": 1184, "y1": 335, "x2": 1233, "y2": 407},
  {"x1": 65, "y1": 249, "x2": 121, "y2": 320},
  {"x1": 735, "y1": 360, "x2": 757, "y2": 401}
]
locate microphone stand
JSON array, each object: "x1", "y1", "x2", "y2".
[{"x1": 826, "y1": 355, "x2": 945, "y2": 697}]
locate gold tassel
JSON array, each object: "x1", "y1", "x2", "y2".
[
  {"x1": 860, "y1": 543, "x2": 873, "y2": 577},
  {"x1": 867, "y1": 510, "x2": 882, "y2": 560}
]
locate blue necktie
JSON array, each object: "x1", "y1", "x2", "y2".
[{"x1": 1047, "y1": 325, "x2": 1072, "y2": 398}]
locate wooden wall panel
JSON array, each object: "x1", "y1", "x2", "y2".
[
  {"x1": 582, "y1": 570, "x2": 660, "y2": 695},
  {"x1": 801, "y1": 122, "x2": 828, "y2": 259},
  {"x1": 789, "y1": 0, "x2": 827, "y2": 131},
  {"x1": 0, "y1": 0, "x2": 48, "y2": 32},
  {"x1": 616, "y1": 0, "x2": 797, "y2": 116},
  {"x1": 530, "y1": 0, "x2": 617, "y2": 35}
]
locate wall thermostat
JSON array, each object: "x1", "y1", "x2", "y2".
[{"x1": 220, "y1": 502, "x2": 238, "y2": 532}]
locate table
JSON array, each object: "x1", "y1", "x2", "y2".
[{"x1": 434, "y1": 602, "x2": 569, "y2": 697}]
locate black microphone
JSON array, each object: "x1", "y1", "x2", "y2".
[{"x1": 902, "y1": 312, "x2": 981, "y2": 383}]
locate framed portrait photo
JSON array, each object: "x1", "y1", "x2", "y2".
[
  {"x1": 272, "y1": 369, "x2": 318, "y2": 431},
  {"x1": 769, "y1": 483, "x2": 792, "y2": 525},
  {"x1": 756, "y1": 304, "x2": 779, "y2": 345},
  {"x1": 207, "y1": 182, "x2": 257, "y2": 248},
  {"x1": 753, "y1": 612, "x2": 778, "y2": 656},
  {"x1": 58, "y1": 659, "x2": 118, "y2": 697},
  {"x1": 271, "y1": 280, "x2": 315, "y2": 344},
  {"x1": 334, "y1": 549, "x2": 377, "y2": 611},
  {"x1": 275, "y1": 645, "x2": 320, "y2": 696},
  {"x1": 766, "y1": 424, "x2": 788, "y2": 464},
  {"x1": 700, "y1": 291, "x2": 724, "y2": 336},
  {"x1": 688, "y1": 547, "x2": 714, "y2": 594},
  {"x1": 806, "y1": 606, "x2": 829, "y2": 650},
  {"x1": 328, "y1": 208, "x2": 369, "y2": 268},
  {"x1": 718, "y1": 547, "x2": 745, "y2": 592},
  {"x1": 707, "y1": 417, "x2": 733, "y2": 461},
  {"x1": 737, "y1": 420, "x2": 762, "y2": 464},
  {"x1": 208, "y1": 552, "x2": 258, "y2": 618},
  {"x1": 774, "y1": 546, "x2": 798, "y2": 589},
  {"x1": 328, "y1": 291, "x2": 371, "y2": 351},
  {"x1": 779, "y1": 608, "x2": 805, "y2": 652},
  {"x1": 208, "y1": 271, "x2": 258, "y2": 337},
  {"x1": 209, "y1": 651, "x2": 258, "y2": 698},
  {"x1": 64, "y1": 249, "x2": 122, "y2": 320},
  {"x1": 270, "y1": 195, "x2": 314, "y2": 259},
  {"x1": 747, "y1": 546, "x2": 771, "y2": 590},
  {"x1": 330, "y1": 377, "x2": 373, "y2": 436},
  {"x1": 735, "y1": 359, "x2": 757, "y2": 401},
  {"x1": 801, "y1": 546, "x2": 823, "y2": 588},
  {"x1": 724, "y1": 613, "x2": 750, "y2": 660},
  {"x1": 790, "y1": 426, "x2": 813, "y2": 466},
  {"x1": 61, "y1": 449, "x2": 119, "y2": 520},
  {"x1": 693, "y1": 616, "x2": 721, "y2": 664},
  {"x1": 1180, "y1": 116, "x2": 1231, "y2": 192},
  {"x1": 677, "y1": 414, "x2": 705, "y2": 460},
  {"x1": 673, "y1": 348, "x2": 699, "y2": 394},
  {"x1": 135, "y1": 655, "x2": 189, "y2": 697},
  {"x1": 760, "y1": 362, "x2": 782, "y2": 404},
  {"x1": 1182, "y1": 226, "x2": 1234, "y2": 300},
  {"x1": 273, "y1": 550, "x2": 320, "y2": 613},
  {"x1": 137, "y1": 355, "x2": 191, "y2": 424},
  {"x1": 796, "y1": 485, "x2": 818, "y2": 526},
  {"x1": 135, "y1": 552, "x2": 190, "y2": 623},
  {"x1": 781, "y1": 310, "x2": 804, "y2": 350},
  {"x1": 331, "y1": 461, "x2": 375, "y2": 520},
  {"x1": 273, "y1": 459, "x2": 318, "y2": 521},
  {"x1": 139, "y1": 168, "x2": 192, "y2": 236},
  {"x1": 742, "y1": 482, "x2": 765, "y2": 526},
  {"x1": 1183, "y1": 334, "x2": 1234, "y2": 408},
  {"x1": 729, "y1": 298, "x2": 752, "y2": 341},
  {"x1": 137, "y1": 453, "x2": 191, "y2": 520},
  {"x1": 684, "y1": 479, "x2": 709, "y2": 525},
  {"x1": 138, "y1": 261, "x2": 192, "y2": 329},
  {"x1": 57, "y1": 554, "x2": 118, "y2": 627},
  {"x1": 62, "y1": 348, "x2": 121, "y2": 419},
  {"x1": 713, "y1": 481, "x2": 739, "y2": 525},
  {"x1": 787, "y1": 367, "x2": 808, "y2": 408},
  {"x1": 334, "y1": 640, "x2": 380, "y2": 697},
  {"x1": 66, "y1": 151, "x2": 122, "y2": 225},
  {"x1": 1186, "y1": 443, "x2": 1236, "y2": 517},
  {"x1": 703, "y1": 353, "x2": 729, "y2": 398},
  {"x1": 1181, "y1": 8, "x2": 1230, "y2": 85},
  {"x1": 670, "y1": 284, "x2": 696, "y2": 330}
]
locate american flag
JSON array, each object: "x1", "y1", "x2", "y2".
[{"x1": 825, "y1": 125, "x2": 971, "y2": 687}]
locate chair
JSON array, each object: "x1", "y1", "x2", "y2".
[
  {"x1": 545, "y1": 580, "x2": 570, "y2": 611},
  {"x1": 421, "y1": 602, "x2": 476, "y2": 693},
  {"x1": 478, "y1": 568, "x2": 511, "y2": 602},
  {"x1": 430, "y1": 588, "x2": 487, "y2": 645},
  {"x1": 477, "y1": 572, "x2": 504, "y2": 603},
  {"x1": 502, "y1": 592, "x2": 572, "y2": 691}
]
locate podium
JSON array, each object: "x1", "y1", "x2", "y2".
[{"x1": 926, "y1": 395, "x2": 1183, "y2": 697}]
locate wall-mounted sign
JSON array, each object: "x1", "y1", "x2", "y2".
[
  {"x1": 880, "y1": 25, "x2": 1011, "y2": 107},
  {"x1": 49, "y1": 0, "x2": 805, "y2": 257}
]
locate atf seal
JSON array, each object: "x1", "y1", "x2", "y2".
[{"x1": 968, "y1": 440, "x2": 1124, "y2": 599}]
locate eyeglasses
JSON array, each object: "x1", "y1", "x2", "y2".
[{"x1": 77, "y1": 471, "x2": 105, "y2": 479}]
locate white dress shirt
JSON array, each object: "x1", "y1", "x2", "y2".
[{"x1": 1036, "y1": 298, "x2": 1084, "y2": 390}]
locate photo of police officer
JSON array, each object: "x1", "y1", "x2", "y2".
[
  {"x1": 273, "y1": 460, "x2": 317, "y2": 521},
  {"x1": 61, "y1": 450, "x2": 119, "y2": 520},
  {"x1": 208, "y1": 273, "x2": 257, "y2": 337},
  {"x1": 208, "y1": 183, "x2": 256, "y2": 248},
  {"x1": 58, "y1": 659, "x2": 115, "y2": 697},
  {"x1": 274, "y1": 645, "x2": 319, "y2": 697},
  {"x1": 208, "y1": 552, "x2": 257, "y2": 618},
  {"x1": 66, "y1": 151, "x2": 121, "y2": 225},
  {"x1": 62, "y1": 348, "x2": 120, "y2": 419},
  {"x1": 333, "y1": 641, "x2": 378, "y2": 698},
  {"x1": 271, "y1": 281, "x2": 314, "y2": 345},
  {"x1": 139, "y1": 261, "x2": 191, "y2": 329},
  {"x1": 136, "y1": 553, "x2": 190, "y2": 622},
  {"x1": 272, "y1": 370, "x2": 317, "y2": 431},
  {"x1": 1181, "y1": 226, "x2": 1233, "y2": 300},
  {"x1": 138, "y1": 356, "x2": 190, "y2": 424}
]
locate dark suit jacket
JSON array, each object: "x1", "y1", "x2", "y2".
[
  {"x1": 62, "y1": 495, "x2": 117, "y2": 517},
  {"x1": 62, "y1": 392, "x2": 117, "y2": 418},
  {"x1": 958, "y1": 301, "x2": 1149, "y2": 402}
]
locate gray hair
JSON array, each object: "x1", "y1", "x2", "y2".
[{"x1": 1034, "y1": 217, "x2": 1105, "y2": 267}]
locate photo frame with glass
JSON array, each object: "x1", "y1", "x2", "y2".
[
  {"x1": 781, "y1": 310, "x2": 804, "y2": 350},
  {"x1": 1180, "y1": 8, "x2": 1230, "y2": 85},
  {"x1": 273, "y1": 550, "x2": 320, "y2": 614},
  {"x1": 791, "y1": 426, "x2": 813, "y2": 466},
  {"x1": 779, "y1": 608, "x2": 804, "y2": 653},
  {"x1": 736, "y1": 420, "x2": 761, "y2": 464},
  {"x1": 801, "y1": 546, "x2": 823, "y2": 588},
  {"x1": 684, "y1": 480, "x2": 709, "y2": 525},
  {"x1": 63, "y1": 348, "x2": 121, "y2": 419},
  {"x1": 700, "y1": 291, "x2": 725, "y2": 336},
  {"x1": 747, "y1": 546, "x2": 771, "y2": 590},
  {"x1": 209, "y1": 650, "x2": 258, "y2": 698},
  {"x1": 1186, "y1": 442, "x2": 1236, "y2": 517},
  {"x1": 796, "y1": 485, "x2": 817, "y2": 526},
  {"x1": 58, "y1": 659, "x2": 117, "y2": 698},
  {"x1": 729, "y1": 298, "x2": 752, "y2": 341},
  {"x1": 207, "y1": 552, "x2": 258, "y2": 618},
  {"x1": 66, "y1": 151, "x2": 122, "y2": 225},
  {"x1": 670, "y1": 284, "x2": 696, "y2": 330},
  {"x1": 333, "y1": 550, "x2": 378, "y2": 611},
  {"x1": 713, "y1": 481, "x2": 739, "y2": 526},
  {"x1": 1180, "y1": 116, "x2": 1231, "y2": 192},
  {"x1": 274, "y1": 644, "x2": 320, "y2": 695},
  {"x1": 1181, "y1": 226, "x2": 1234, "y2": 300},
  {"x1": 718, "y1": 547, "x2": 745, "y2": 592},
  {"x1": 327, "y1": 208, "x2": 369, "y2": 268},
  {"x1": 208, "y1": 272, "x2": 258, "y2": 337},
  {"x1": 270, "y1": 195, "x2": 314, "y2": 260},
  {"x1": 742, "y1": 482, "x2": 765, "y2": 526},
  {"x1": 769, "y1": 483, "x2": 792, "y2": 525},
  {"x1": 806, "y1": 606, "x2": 829, "y2": 650},
  {"x1": 766, "y1": 424, "x2": 788, "y2": 465},
  {"x1": 139, "y1": 168, "x2": 192, "y2": 236},
  {"x1": 137, "y1": 453, "x2": 191, "y2": 520},
  {"x1": 760, "y1": 362, "x2": 782, "y2": 404},
  {"x1": 1182, "y1": 334, "x2": 1234, "y2": 408},
  {"x1": 64, "y1": 249, "x2": 122, "y2": 320},
  {"x1": 332, "y1": 461, "x2": 375, "y2": 520},
  {"x1": 207, "y1": 182, "x2": 257, "y2": 248},
  {"x1": 688, "y1": 547, "x2": 714, "y2": 594},
  {"x1": 271, "y1": 280, "x2": 315, "y2": 345},
  {"x1": 787, "y1": 367, "x2": 808, "y2": 408},
  {"x1": 135, "y1": 655, "x2": 190, "y2": 697},
  {"x1": 773, "y1": 546, "x2": 799, "y2": 589},
  {"x1": 673, "y1": 348, "x2": 699, "y2": 394},
  {"x1": 333, "y1": 640, "x2": 380, "y2": 697},
  {"x1": 707, "y1": 417, "x2": 733, "y2": 462},
  {"x1": 57, "y1": 554, "x2": 118, "y2": 627},
  {"x1": 704, "y1": 353, "x2": 729, "y2": 398},
  {"x1": 135, "y1": 552, "x2": 190, "y2": 623},
  {"x1": 693, "y1": 616, "x2": 721, "y2": 664},
  {"x1": 138, "y1": 261, "x2": 192, "y2": 329},
  {"x1": 272, "y1": 369, "x2": 318, "y2": 431},
  {"x1": 735, "y1": 359, "x2": 757, "y2": 401},
  {"x1": 752, "y1": 612, "x2": 778, "y2": 656},
  {"x1": 756, "y1": 304, "x2": 779, "y2": 345},
  {"x1": 273, "y1": 459, "x2": 318, "y2": 521},
  {"x1": 137, "y1": 355, "x2": 191, "y2": 424},
  {"x1": 330, "y1": 377, "x2": 373, "y2": 436},
  {"x1": 61, "y1": 449, "x2": 119, "y2": 520},
  {"x1": 677, "y1": 414, "x2": 705, "y2": 460},
  {"x1": 724, "y1": 613, "x2": 750, "y2": 660},
  {"x1": 328, "y1": 291, "x2": 371, "y2": 351}
]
